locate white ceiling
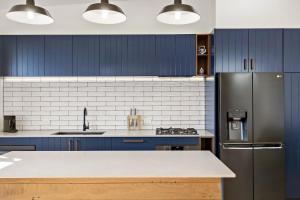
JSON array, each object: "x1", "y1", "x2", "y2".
[{"x1": 0, "y1": 0, "x2": 216, "y2": 35}]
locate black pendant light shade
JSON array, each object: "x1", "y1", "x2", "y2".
[
  {"x1": 6, "y1": 0, "x2": 54, "y2": 25},
  {"x1": 157, "y1": 0, "x2": 200, "y2": 25},
  {"x1": 83, "y1": 0, "x2": 126, "y2": 24}
]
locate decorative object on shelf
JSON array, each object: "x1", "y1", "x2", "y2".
[
  {"x1": 83, "y1": 0, "x2": 126, "y2": 24},
  {"x1": 127, "y1": 108, "x2": 143, "y2": 130},
  {"x1": 6, "y1": 0, "x2": 53, "y2": 25},
  {"x1": 157, "y1": 0, "x2": 200, "y2": 25},
  {"x1": 3, "y1": 116, "x2": 18, "y2": 133},
  {"x1": 199, "y1": 66, "x2": 205, "y2": 76},
  {"x1": 198, "y1": 45, "x2": 207, "y2": 55}
]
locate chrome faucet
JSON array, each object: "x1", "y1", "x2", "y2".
[{"x1": 83, "y1": 107, "x2": 89, "y2": 131}]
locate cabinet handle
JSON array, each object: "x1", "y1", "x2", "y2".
[
  {"x1": 75, "y1": 140, "x2": 80, "y2": 151},
  {"x1": 123, "y1": 139, "x2": 144, "y2": 143},
  {"x1": 250, "y1": 59, "x2": 256, "y2": 71},
  {"x1": 243, "y1": 59, "x2": 248, "y2": 71},
  {"x1": 68, "y1": 140, "x2": 74, "y2": 151}
]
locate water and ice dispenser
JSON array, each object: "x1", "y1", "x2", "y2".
[{"x1": 227, "y1": 109, "x2": 248, "y2": 141}]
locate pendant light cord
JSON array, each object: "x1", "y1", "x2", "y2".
[
  {"x1": 26, "y1": 0, "x2": 35, "y2": 6},
  {"x1": 101, "y1": 0, "x2": 109, "y2": 3},
  {"x1": 174, "y1": 0, "x2": 182, "y2": 4}
]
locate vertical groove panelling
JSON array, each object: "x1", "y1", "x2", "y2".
[
  {"x1": 284, "y1": 73, "x2": 300, "y2": 199},
  {"x1": 175, "y1": 35, "x2": 196, "y2": 76},
  {"x1": 99, "y1": 35, "x2": 127, "y2": 76},
  {"x1": 17, "y1": 36, "x2": 45, "y2": 76},
  {"x1": 1, "y1": 36, "x2": 17, "y2": 76},
  {"x1": 73, "y1": 36, "x2": 100, "y2": 76},
  {"x1": 215, "y1": 29, "x2": 248, "y2": 73},
  {"x1": 284, "y1": 29, "x2": 300, "y2": 72},
  {"x1": 143, "y1": 35, "x2": 156, "y2": 76},
  {"x1": 45, "y1": 36, "x2": 73, "y2": 76},
  {"x1": 249, "y1": 29, "x2": 283, "y2": 72},
  {"x1": 156, "y1": 35, "x2": 176, "y2": 76}
]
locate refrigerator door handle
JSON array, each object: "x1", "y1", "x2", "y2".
[
  {"x1": 222, "y1": 143, "x2": 253, "y2": 150},
  {"x1": 253, "y1": 143, "x2": 283, "y2": 150}
]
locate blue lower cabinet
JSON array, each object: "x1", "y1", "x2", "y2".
[
  {"x1": 0, "y1": 138, "x2": 40, "y2": 151},
  {"x1": 75, "y1": 138, "x2": 111, "y2": 151},
  {"x1": 112, "y1": 137, "x2": 156, "y2": 150},
  {"x1": 156, "y1": 137, "x2": 199, "y2": 146}
]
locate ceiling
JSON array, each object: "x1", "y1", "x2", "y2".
[{"x1": 0, "y1": 0, "x2": 215, "y2": 35}]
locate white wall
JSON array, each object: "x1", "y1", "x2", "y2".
[
  {"x1": 0, "y1": 0, "x2": 215, "y2": 35},
  {"x1": 216, "y1": 0, "x2": 300, "y2": 28}
]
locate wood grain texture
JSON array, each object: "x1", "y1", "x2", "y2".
[{"x1": 0, "y1": 178, "x2": 221, "y2": 200}]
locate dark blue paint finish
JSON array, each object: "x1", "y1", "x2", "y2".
[
  {"x1": 284, "y1": 73, "x2": 300, "y2": 199},
  {"x1": 99, "y1": 35, "x2": 128, "y2": 76},
  {"x1": 284, "y1": 29, "x2": 300, "y2": 72},
  {"x1": 45, "y1": 36, "x2": 73, "y2": 76},
  {"x1": 127, "y1": 35, "x2": 156, "y2": 76},
  {"x1": 156, "y1": 137, "x2": 199, "y2": 146},
  {"x1": 17, "y1": 36, "x2": 45, "y2": 76},
  {"x1": 249, "y1": 29, "x2": 283, "y2": 72},
  {"x1": 111, "y1": 137, "x2": 156, "y2": 150},
  {"x1": 156, "y1": 35, "x2": 176, "y2": 76},
  {"x1": 76, "y1": 138, "x2": 111, "y2": 151},
  {"x1": 1, "y1": 36, "x2": 18, "y2": 76},
  {"x1": 175, "y1": 35, "x2": 196, "y2": 76},
  {"x1": 0, "y1": 137, "x2": 40, "y2": 150},
  {"x1": 214, "y1": 29, "x2": 249, "y2": 73},
  {"x1": 73, "y1": 36, "x2": 100, "y2": 76}
]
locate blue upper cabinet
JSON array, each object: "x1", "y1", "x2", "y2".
[
  {"x1": 127, "y1": 35, "x2": 156, "y2": 76},
  {"x1": 175, "y1": 35, "x2": 196, "y2": 76},
  {"x1": 156, "y1": 35, "x2": 176, "y2": 76},
  {"x1": 17, "y1": 36, "x2": 45, "y2": 76},
  {"x1": 215, "y1": 29, "x2": 249, "y2": 73},
  {"x1": 45, "y1": 36, "x2": 73, "y2": 76},
  {"x1": 99, "y1": 35, "x2": 127, "y2": 76},
  {"x1": 73, "y1": 36, "x2": 100, "y2": 76},
  {"x1": 1, "y1": 36, "x2": 17, "y2": 76},
  {"x1": 284, "y1": 73, "x2": 300, "y2": 199},
  {"x1": 249, "y1": 29, "x2": 283, "y2": 72},
  {"x1": 215, "y1": 29, "x2": 283, "y2": 73},
  {"x1": 284, "y1": 29, "x2": 300, "y2": 72}
]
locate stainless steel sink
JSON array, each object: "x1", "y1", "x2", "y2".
[{"x1": 52, "y1": 131, "x2": 105, "y2": 135}]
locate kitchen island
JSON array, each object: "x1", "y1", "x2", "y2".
[{"x1": 0, "y1": 151, "x2": 234, "y2": 200}]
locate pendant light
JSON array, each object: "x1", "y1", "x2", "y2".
[
  {"x1": 157, "y1": 0, "x2": 200, "y2": 25},
  {"x1": 83, "y1": 0, "x2": 126, "y2": 24},
  {"x1": 6, "y1": 0, "x2": 54, "y2": 25}
]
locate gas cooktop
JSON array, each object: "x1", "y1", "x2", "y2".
[{"x1": 156, "y1": 128, "x2": 198, "y2": 135}]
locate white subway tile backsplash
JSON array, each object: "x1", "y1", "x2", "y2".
[{"x1": 2, "y1": 77, "x2": 214, "y2": 131}]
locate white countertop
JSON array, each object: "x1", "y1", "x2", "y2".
[
  {"x1": 0, "y1": 129, "x2": 214, "y2": 138},
  {"x1": 0, "y1": 151, "x2": 234, "y2": 179}
]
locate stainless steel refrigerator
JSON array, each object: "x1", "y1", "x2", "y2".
[{"x1": 216, "y1": 73, "x2": 285, "y2": 200}]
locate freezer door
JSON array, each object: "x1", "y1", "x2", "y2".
[
  {"x1": 253, "y1": 145, "x2": 285, "y2": 200},
  {"x1": 220, "y1": 144, "x2": 253, "y2": 200},
  {"x1": 217, "y1": 73, "x2": 253, "y2": 143},
  {"x1": 253, "y1": 73, "x2": 284, "y2": 143}
]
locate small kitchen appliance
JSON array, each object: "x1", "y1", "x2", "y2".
[{"x1": 3, "y1": 115, "x2": 17, "y2": 133}]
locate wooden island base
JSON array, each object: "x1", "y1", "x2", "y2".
[{"x1": 0, "y1": 178, "x2": 221, "y2": 200}]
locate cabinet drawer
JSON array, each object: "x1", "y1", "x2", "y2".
[{"x1": 112, "y1": 137, "x2": 156, "y2": 150}]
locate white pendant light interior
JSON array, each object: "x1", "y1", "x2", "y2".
[
  {"x1": 157, "y1": 0, "x2": 200, "y2": 25},
  {"x1": 83, "y1": 0, "x2": 126, "y2": 24},
  {"x1": 6, "y1": 0, "x2": 54, "y2": 25}
]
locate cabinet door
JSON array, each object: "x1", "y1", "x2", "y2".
[
  {"x1": 156, "y1": 35, "x2": 176, "y2": 76},
  {"x1": 215, "y1": 29, "x2": 249, "y2": 73},
  {"x1": 284, "y1": 73, "x2": 300, "y2": 199},
  {"x1": 284, "y1": 29, "x2": 300, "y2": 72},
  {"x1": 1, "y1": 36, "x2": 17, "y2": 76},
  {"x1": 249, "y1": 29, "x2": 283, "y2": 72},
  {"x1": 127, "y1": 35, "x2": 156, "y2": 76},
  {"x1": 175, "y1": 35, "x2": 196, "y2": 76},
  {"x1": 99, "y1": 35, "x2": 127, "y2": 76},
  {"x1": 17, "y1": 36, "x2": 45, "y2": 76},
  {"x1": 45, "y1": 36, "x2": 73, "y2": 76},
  {"x1": 74, "y1": 138, "x2": 111, "y2": 151},
  {"x1": 73, "y1": 36, "x2": 100, "y2": 76},
  {"x1": 112, "y1": 137, "x2": 156, "y2": 150}
]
